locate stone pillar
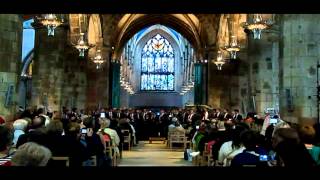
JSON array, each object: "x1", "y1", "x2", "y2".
[
  {"x1": 111, "y1": 61, "x2": 120, "y2": 108},
  {"x1": 31, "y1": 24, "x2": 68, "y2": 112},
  {"x1": 0, "y1": 14, "x2": 23, "y2": 121},
  {"x1": 194, "y1": 63, "x2": 203, "y2": 105},
  {"x1": 85, "y1": 46, "x2": 110, "y2": 110},
  {"x1": 279, "y1": 14, "x2": 320, "y2": 124},
  {"x1": 246, "y1": 23, "x2": 280, "y2": 115}
]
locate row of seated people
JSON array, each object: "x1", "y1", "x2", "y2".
[
  {"x1": 189, "y1": 113, "x2": 320, "y2": 167},
  {"x1": 0, "y1": 112, "x2": 135, "y2": 167}
]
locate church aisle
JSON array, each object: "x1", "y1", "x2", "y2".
[{"x1": 119, "y1": 141, "x2": 193, "y2": 166}]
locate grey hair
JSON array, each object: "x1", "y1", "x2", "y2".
[
  {"x1": 11, "y1": 142, "x2": 52, "y2": 166},
  {"x1": 99, "y1": 117, "x2": 111, "y2": 128},
  {"x1": 13, "y1": 119, "x2": 29, "y2": 131}
]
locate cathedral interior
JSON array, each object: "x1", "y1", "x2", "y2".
[
  {"x1": 1, "y1": 14, "x2": 318, "y2": 124},
  {"x1": 2, "y1": 14, "x2": 320, "y2": 167}
]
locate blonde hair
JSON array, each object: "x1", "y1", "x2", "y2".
[
  {"x1": 13, "y1": 119, "x2": 28, "y2": 131},
  {"x1": 99, "y1": 117, "x2": 110, "y2": 129},
  {"x1": 11, "y1": 142, "x2": 52, "y2": 166}
]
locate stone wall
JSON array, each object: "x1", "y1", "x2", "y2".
[
  {"x1": 279, "y1": 14, "x2": 320, "y2": 123},
  {"x1": 0, "y1": 14, "x2": 22, "y2": 121}
]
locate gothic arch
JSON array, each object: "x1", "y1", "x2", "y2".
[
  {"x1": 112, "y1": 14, "x2": 202, "y2": 60},
  {"x1": 130, "y1": 28, "x2": 183, "y2": 92}
]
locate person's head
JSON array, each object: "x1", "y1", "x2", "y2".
[
  {"x1": 240, "y1": 130, "x2": 258, "y2": 151},
  {"x1": 233, "y1": 109, "x2": 239, "y2": 114},
  {"x1": 171, "y1": 117, "x2": 178, "y2": 124},
  {"x1": 0, "y1": 125, "x2": 13, "y2": 153},
  {"x1": 275, "y1": 140, "x2": 315, "y2": 167},
  {"x1": 231, "y1": 123, "x2": 250, "y2": 149},
  {"x1": 298, "y1": 125, "x2": 316, "y2": 145},
  {"x1": 46, "y1": 120, "x2": 64, "y2": 136},
  {"x1": 13, "y1": 119, "x2": 29, "y2": 132},
  {"x1": 272, "y1": 128, "x2": 300, "y2": 149},
  {"x1": 11, "y1": 142, "x2": 52, "y2": 166},
  {"x1": 99, "y1": 118, "x2": 110, "y2": 129},
  {"x1": 65, "y1": 122, "x2": 80, "y2": 137},
  {"x1": 37, "y1": 108, "x2": 45, "y2": 115},
  {"x1": 174, "y1": 121, "x2": 181, "y2": 127},
  {"x1": 32, "y1": 115, "x2": 46, "y2": 129},
  {"x1": 82, "y1": 117, "x2": 94, "y2": 129}
]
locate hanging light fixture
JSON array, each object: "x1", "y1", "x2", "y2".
[
  {"x1": 73, "y1": 14, "x2": 94, "y2": 57},
  {"x1": 38, "y1": 14, "x2": 63, "y2": 36},
  {"x1": 242, "y1": 14, "x2": 272, "y2": 40},
  {"x1": 213, "y1": 51, "x2": 225, "y2": 70},
  {"x1": 91, "y1": 49, "x2": 106, "y2": 69},
  {"x1": 223, "y1": 35, "x2": 240, "y2": 59},
  {"x1": 74, "y1": 33, "x2": 94, "y2": 57}
]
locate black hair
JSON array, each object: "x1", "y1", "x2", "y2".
[
  {"x1": 275, "y1": 140, "x2": 316, "y2": 167},
  {"x1": 231, "y1": 123, "x2": 250, "y2": 149},
  {"x1": 0, "y1": 126, "x2": 13, "y2": 152},
  {"x1": 32, "y1": 116, "x2": 46, "y2": 129},
  {"x1": 240, "y1": 130, "x2": 257, "y2": 151},
  {"x1": 82, "y1": 117, "x2": 94, "y2": 128},
  {"x1": 37, "y1": 108, "x2": 44, "y2": 115}
]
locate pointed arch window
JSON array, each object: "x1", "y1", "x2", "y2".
[{"x1": 141, "y1": 34, "x2": 175, "y2": 91}]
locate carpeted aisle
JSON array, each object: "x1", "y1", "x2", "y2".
[{"x1": 119, "y1": 141, "x2": 193, "y2": 166}]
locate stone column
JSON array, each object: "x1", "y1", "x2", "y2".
[
  {"x1": 111, "y1": 61, "x2": 120, "y2": 108},
  {"x1": 246, "y1": 22, "x2": 280, "y2": 115},
  {"x1": 31, "y1": 23, "x2": 68, "y2": 112},
  {"x1": 279, "y1": 14, "x2": 320, "y2": 124},
  {"x1": 0, "y1": 14, "x2": 23, "y2": 121}
]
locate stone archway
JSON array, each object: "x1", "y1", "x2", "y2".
[{"x1": 110, "y1": 14, "x2": 202, "y2": 61}]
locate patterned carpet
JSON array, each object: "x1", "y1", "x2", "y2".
[{"x1": 118, "y1": 141, "x2": 193, "y2": 166}]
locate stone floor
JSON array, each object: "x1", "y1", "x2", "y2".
[{"x1": 118, "y1": 141, "x2": 193, "y2": 166}]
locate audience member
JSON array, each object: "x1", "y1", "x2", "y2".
[{"x1": 11, "y1": 142, "x2": 52, "y2": 166}]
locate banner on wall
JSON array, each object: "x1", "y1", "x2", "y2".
[
  {"x1": 194, "y1": 63, "x2": 202, "y2": 105},
  {"x1": 111, "y1": 62, "x2": 120, "y2": 108},
  {"x1": 5, "y1": 84, "x2": 14, "y2": 107}
]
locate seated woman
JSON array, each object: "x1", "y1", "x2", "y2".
[
  {"x1": 99, "y1": 118, "x2": 120, "y2": 157},
  {"x1": 297, "y1": 125, "x2": 320, "y2": 165},
  {"x1": 273, "y1": 128, "x2": 316, "y2": 167},
  {"x1": 217, "y1": 123, "x2": 249, "y2": 166},
  {"x1": 231, "y1": 130, "x2": 268, "y2": 167},
  {"x1": 11, "y1": 142, "x2": 52, "y2": 166},
  {"x1": 12, "y1": 119, "x2": 29, "y2": 147}
]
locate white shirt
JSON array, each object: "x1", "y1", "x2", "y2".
[
  {"x1": 218, "y1": 141, "x2": 245, "y2": 166},
  {"x1": 13, "y1": 130, "x2": 25, "y2": 146},
  {"x1": 103, "y1": 128, "x2": 120, "y2": 146}
]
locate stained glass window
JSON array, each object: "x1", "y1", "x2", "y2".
[
  {"x1": 22, "y1": 19, "x2": 35, "y2": 61},
  {"x1": 141, "y1": 34, "x2": 175, "y2": 91}
]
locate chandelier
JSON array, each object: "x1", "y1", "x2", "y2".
[
  {"x1": 222, "y1": 35, "x2": 240, "y2": 59},
  {"x1": 74, "y1": 33, "x2": 93, "y2": 57},
  {"x1": 91, "y1": 49, "x2": 106, "y2": 69},
  {"x1": 38, "y1": 14, "x2": 63, "y2": 36},
  {"x1": 213, "y1": 51, "x2": 225, "y2": 70},
  {"x1": 242, "y1": 14, "x2": 272, "y2": 39}
]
